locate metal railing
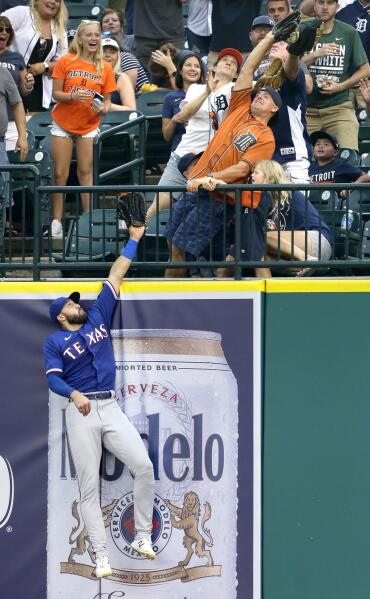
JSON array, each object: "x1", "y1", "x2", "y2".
[{"x1": 1, "y1": 170, "x2": 370, "y2": 280}]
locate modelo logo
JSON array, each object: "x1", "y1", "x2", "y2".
[{"x1": 0, "y1": 455, "x2": 14, "y2": 528}]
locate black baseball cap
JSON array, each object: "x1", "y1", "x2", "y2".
[
  {"x1": 251, "y1": 15, "x2": 275, "y2": 29},
  {"x1": 49, "y1": 292, "x2": 80, "y2": 323},
  {"x1": 252, "y1": 85, "x2": 282, "y2": 109},
  {"x1": 310, "y1": 130, "x2": 339, "y2": 150}
]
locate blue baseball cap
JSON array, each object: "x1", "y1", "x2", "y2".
[
  {"x1": 252, "y1": 85, "x2": 282, "y2": 109},
  {"x1": 49, "y1": 292, "x2": 80, "y2": 324},
  {"x1": 251, "y1": 15, "x2": 275, "y2": 29}
]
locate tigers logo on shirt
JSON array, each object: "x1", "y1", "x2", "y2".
[{"x1": 233, "y1": 131, "x2": 257, "y2": 153}]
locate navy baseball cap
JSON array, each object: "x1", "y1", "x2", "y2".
[
  {"x1": 252, "y1": 15, "x2": 275, "y2": 29},
  {"x1": 177, "y1": 152, "x2": 203, "y2": 175},
  {"x1": 252, "y1": 85, "x2": 282, "y2": 109},
  {"x1": 49, "y1": 292, "x2": 80, "y2": 324},
  {"x1": 310, "y1": 129, "x2": 339, "y2": 150}
]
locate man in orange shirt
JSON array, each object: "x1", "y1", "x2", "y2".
[{"x1": 165, "y1": 29, "x2": 282, "y2": 277}]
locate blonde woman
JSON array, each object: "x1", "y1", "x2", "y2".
[
  {"x1": 2, "y1": 0, "x2": 68, "y2": 112},
  {"x1": 50, "y1": 21, "x2": 116, "y2": 238},
  {"x1": 252, "y1": 160, "x2": 332, "y2": 276},
  {"x1": 101, "y1": 37, "x2": 136, "y2": 111}
]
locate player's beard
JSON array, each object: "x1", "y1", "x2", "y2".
[{"x1": 67, "y1": 310, "x2": 88, "y2": 325}]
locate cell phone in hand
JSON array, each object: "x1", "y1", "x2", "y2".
[{"x1": 91, "y1": 91, "x2": 104, "y2": 109}]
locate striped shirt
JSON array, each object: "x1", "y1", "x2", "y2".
[{"x1": 120, "y1": 51, "x2": 148, "y2": 96}]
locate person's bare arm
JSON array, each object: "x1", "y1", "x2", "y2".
[
  {"x1": 162, "y1": 117, "x2": 177, "y2": 141},
  {"x1": 107, "y1": 225, "x2": 145, "y2": 293},
  {"x1": 187, "y1": 161, "x2": 252, "y2": 191},
  {"x1": 233, "y1": 31, "x2": 276, "y2": 91},
  {"x1": 12, "y1": 101, "x2": 28, "y2": 161},
  {"x1": 111, "y1": 72, "x2": 136, "y2": 110},
  {"x1": 359, "y1": 78, "x2": 370, "y2": 118}
]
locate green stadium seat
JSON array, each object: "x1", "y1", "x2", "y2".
[
  {"x1": 308, "y1": 188, "x2": 340, "y2": 210},
  {"x1": 27, "y1": 111, "x2": 53, "y2": 148},
  {"x1": 94, "y1": 110, "x2": 146, "y2": 185},
  {"x1": 339, "y1": 148, "x2": 359, "y2": 166},
  {"x1": 136, "y1": 90, "x2": 172, "y2": 168},
  {"x1": 53, "y1": 208, "x2": 126, "y2": 277}
]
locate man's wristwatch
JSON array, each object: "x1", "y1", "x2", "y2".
[{"x1": 44, "y1": 61, "x2": 50, "y2": 73}]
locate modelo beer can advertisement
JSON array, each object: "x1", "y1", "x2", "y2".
[{"x1": 0, "y1": 285, "x2": 261, "y2": 599}]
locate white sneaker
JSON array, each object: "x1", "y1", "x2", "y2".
[
  {"x1": 51, "y1": 219, "x2": 63, "y2": 239},
  {"x1": 131, "y1": 536, "x2": 156, "y2": 560},
  {"x1": 95, "y1": 555, "x2": 112, "y2": 578}
]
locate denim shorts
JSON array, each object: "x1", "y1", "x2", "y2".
[{"x1": 163, "y1": 190, "x2": 225, "y2": 257}]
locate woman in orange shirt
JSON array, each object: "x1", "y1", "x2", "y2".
[{"x1": 50, "y1": 21, "x2": 116, "y2": 238}]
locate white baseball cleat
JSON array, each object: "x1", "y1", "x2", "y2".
[
  {"x1": 95, "y1": 555, "x2": 112, "y2": 578},
  {"x1": 131, "y1": 537, "x2": 156, "y2": 560}
]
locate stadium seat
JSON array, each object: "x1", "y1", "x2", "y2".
[
  {"x1": 339, "y1": 148, "x2": 359, "y2": 166},
  {"x1": 136, "y1": 90, "x2": 172, "y2": 168},
  {"x1": 66, "y1": 3, "x2": 104, "y2": 19},
  {"x1": 94, "y1": 110, "x2": 146, "y2": 185},
  {"x1": 53, "y1": 208, "x2": 126, "y2": 277},
  {"x1": 308, "y1": 188, "x2": 340, "y2": 210},
  {"x1": 137, "y1": 208, "x2": 170, "y2": 275},
  {"x1": 7, "y1": 149, "x2": 54, "y2": 228},
  {"x1": 319, "y1": 208, "x2": 362, "y2": 260},
  {"x1": 27, "y1": 112, "x2": 53, "y2": 148},
  {"x1": 346, "y1": 189, "x2": 370, "y2": 222}
]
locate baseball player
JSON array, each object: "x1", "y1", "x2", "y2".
[{"x1": 43, "y1": 222, "x2": 155, "y2": 579}]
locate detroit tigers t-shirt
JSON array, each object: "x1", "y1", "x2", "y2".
[
  {"x1": 337, "y1": 1, "x2": 370, "y2": 62},
  {"x1": 309, "y1": 156, "x2": 363, "y2": 183},
  {"x1": 52, "y1": 53, "x2": 116, "y2": 135},
  {"x1": 306, "y1": 19, "x2": 368, "y2": 108}
]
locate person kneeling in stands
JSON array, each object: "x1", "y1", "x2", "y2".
[
  {"x1": 254, "y1": 160, "x2": 332, "y2": 277},
  {"x1": 49, "y1": 21, "x2": 116, "y2": 239}
]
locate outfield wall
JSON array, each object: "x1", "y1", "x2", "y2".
[{"x1": 0, "y1": 280, "x2": 369, "y2": 599}]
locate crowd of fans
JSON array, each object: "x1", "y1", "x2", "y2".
[{"x1": 0, "y1": 0, "x2": 370, "y2": 276}]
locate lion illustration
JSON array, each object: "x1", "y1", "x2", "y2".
[
  {"x1": 68, "y1": 498, "x2": 118, "y2": 564},
  {"x1": 165, "y1": 492, "x2": 214, "y2": 567}
]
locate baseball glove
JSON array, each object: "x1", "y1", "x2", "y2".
[
  {"x1": 117, "y1": 192, "x2": 146, "y2": 227},
  {"x1": 272, "y1": 9, "x2": 301, "y2": 43},
  {"x1": 288, "y1": 19, "x2": 325, "y2": 56}
]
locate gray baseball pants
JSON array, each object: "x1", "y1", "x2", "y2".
[{"x1": 66, "y1": 397, "x2": 154, "y2": 558}]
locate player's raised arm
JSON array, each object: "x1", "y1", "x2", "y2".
[{"x1": 108, "y1": 193, "x2": 146, "y2": 293}]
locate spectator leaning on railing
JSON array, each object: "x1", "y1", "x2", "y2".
[
  {"x1": 163, "y1": 30, "x2": 282, "y2": 277},
  {"x1": 146, "y1": 47, "x2": 241, "y2": 224},
  {"x1": 303, "y1": 0, "x2": 370, "y2": 150}
]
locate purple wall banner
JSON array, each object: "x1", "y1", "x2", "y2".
[{"x1": 0, "y1": 282, "x2": 262, "y2": 599}]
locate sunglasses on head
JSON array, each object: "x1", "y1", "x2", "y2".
[{"x1": 0, "y1": 26, "x2": 11, "y2": 34}]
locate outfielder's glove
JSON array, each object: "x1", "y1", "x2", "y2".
[
  {"x1": 272, "y1": 10, "x2": 301, "y2": 43},
  {"x1": 288, "y1": 19, "x2": 324, "y2": 56},
  {"x1": 117, "y1": 192, "x2": 146, "y2": 228}
]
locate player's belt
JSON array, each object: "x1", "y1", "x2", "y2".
[{"x1": 84, "y1": 390, "x2": 115, "y2": 400}]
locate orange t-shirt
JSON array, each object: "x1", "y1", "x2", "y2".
[
  {"x1": 51, "y1": 53, "x2": 116, "y2": 135},
  {"x1": 188, "y1": 88, "x2": 275, "y2": 206}
]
